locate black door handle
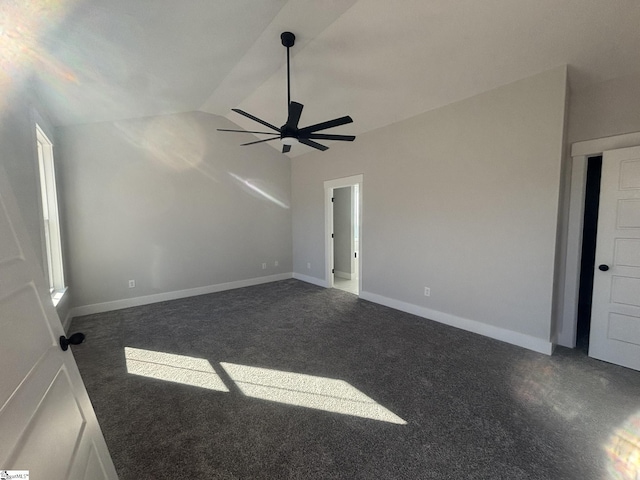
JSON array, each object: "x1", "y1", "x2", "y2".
[
  {"x1": 598, "y1": 264, "x2": 609, "y2": 272},
  {"x1": 60, "y1": 332, "x2": 85, "y2": 351}
]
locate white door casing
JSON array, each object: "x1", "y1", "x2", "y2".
[
  {"x1": 560, "y1": 132, "x2": 640, "y2": 348},
  {"x1": 589, "y1": 146, "x2": 640, "y2": 371},
  {"x1": 0, "y1": 164, "x2": 118, "y2": 479},
  {"x1": 324, "y1": 175, "x2": 363, "y2": 292}
]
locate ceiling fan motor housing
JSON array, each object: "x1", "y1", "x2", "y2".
[{"x1": 280, "y1": 124, "x2": 297, "y2": 138}]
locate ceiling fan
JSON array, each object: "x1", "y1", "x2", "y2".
[{"x1": 217, "y1": 31, "x2": 355, "y2": 153}]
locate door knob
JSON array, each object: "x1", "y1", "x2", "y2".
[
  {"x1": 598, "y1": 264, "x2": 609, "y2": 272},
  {"x1": 60, "y1": 332, "x2": 85, "y2": 351}
]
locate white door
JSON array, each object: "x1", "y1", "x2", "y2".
[
  {"x1": 0, "y1": 165, "x2": 118, "y2": 479},
  {"x1": 589, "y1": 145, "x2": 640, "y2": 371}
]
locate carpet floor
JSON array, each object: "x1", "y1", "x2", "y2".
[{"x1": 70, "y1": 279, "x2": 640, "y2": 480}]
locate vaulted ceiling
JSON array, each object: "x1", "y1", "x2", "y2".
[{"x1": 26, "y1": 0, "x2": 640, "y2": 155}]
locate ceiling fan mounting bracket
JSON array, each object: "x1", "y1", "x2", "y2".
[{"x1": 281, "y1": 31, "x2": 295, "y2": 48}]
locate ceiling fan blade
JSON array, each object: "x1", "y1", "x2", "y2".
[
  {"x1": 240, "y1": 137, "x2": 280, "y2": 146},
  {"x1": 217, "y1": 128, "x2": 280, "y2": 135},
  {"x1": 299, "y1": 138, "x2": 328, "y2": 151},
  {"x1": 286, "y1": 101, "x2": 304, "y2": 128},
  {"x1": 282, "y1": 144, "x2": 292, "y2": 154},
  {"x1": 304, "y1": 133, "x2": 355, "y2": 142},
  {"x1": 231, "y1": 109, "x2": 281, "y2": 132},
  {"x1": 298, "y1": 116, "x2": 353, "y2": 134}
]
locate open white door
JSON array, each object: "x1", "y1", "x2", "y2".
[
  {"x1": 0, "y1": 165, "x2": 118, "y2": 479},
  {"x1": 589, "y1": 145, "x2": 640, "y2": 371}
]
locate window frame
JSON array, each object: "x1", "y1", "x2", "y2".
[{"x1": 35, "y1": 124, "x2": 66, "y2": 305}]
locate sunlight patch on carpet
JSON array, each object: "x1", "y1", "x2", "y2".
[
  {"x1": 221, "y1": 362, "x2": 406, "y2": 425},
  {"x1": 125, "y1": 347, "x2": 229, "y2": 392}
]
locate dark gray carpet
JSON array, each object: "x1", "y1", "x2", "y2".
[{"x1": 70, "y1": 279, "x2": 640, "y2": 480}]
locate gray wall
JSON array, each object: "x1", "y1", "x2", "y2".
[
  {"x1": 333, "y1": 186, "x2": 353, "y2": 277},
  {"x1": 292, "y1": 67, "x2": 568, "y2": 342},
  {"x1": 568, "y1": 71, "x2": 640, "y2": 144},
  {"x1": 56, "y1": 111, "x2": 292, "y2": 308}
]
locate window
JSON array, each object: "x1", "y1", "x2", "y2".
[{"x1": 36, "y1": 124, "x2": 65, "y2": 304}]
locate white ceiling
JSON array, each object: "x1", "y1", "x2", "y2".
[{"x1": 33, "y1": 0, "x2": 640, "y2": 155}]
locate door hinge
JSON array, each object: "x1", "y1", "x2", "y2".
[
  {"x1": 355, "y1": 252, "x2": 357, "y2": 258},
  {"x1": 331, "y1": 233, "x2": 334, "y2": 238},
  {"x1": 332, "y1": 268, "x2": 335, "y2": 274},
  {"x1": 331, "y1": 197, "x2": 334, "y2": 202}
]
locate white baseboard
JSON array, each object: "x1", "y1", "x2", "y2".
[
  {"x1": 334, "y1": 270, "x2": 353, "y2": 280},
  {"x1": 71, "y1": 273, "x2": 293, "y2": 318},
  {"x1": 62, "y1": 309, "x2": 73, "y2": 333},
  {"x1": 69, "y1": 273, "x2": 553, "y2": 355},
  {"x1": 359, "y1": 290, "x2": 553, "y2": 355},
  {"x1": 292, "y1": 273, "x2": 329, "y2": 288}
]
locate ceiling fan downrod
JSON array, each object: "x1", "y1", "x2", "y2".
[{"x1": 281, "y1": 31, "x2": 295, "y2": 108}]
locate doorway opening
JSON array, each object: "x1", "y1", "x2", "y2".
[
  {"x1": 332, "y1": 185, "x2": 359, "y2": 294},
  {"x1": 563, "y1": 132, "x2": 640, "y2": 361},
  {"x1": 324, "y1": 175, "x2": 363, "y2": 296},
  {"x1": 576, "y1": 155, "x2": 603, "y2": 353}
]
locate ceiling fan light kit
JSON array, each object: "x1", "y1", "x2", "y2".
[{"x1": 217, "y1": 31, "x2": 356, "y2": 153}]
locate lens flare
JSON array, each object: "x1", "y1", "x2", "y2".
[
  {"x1": 606, "y1": 412, "x2": 640, "y2": 480},
  {"x1": 0, "y1": 0, "x2": 77, "y2": 109},
  {"x1": 36, "y1": 5, "x2": 166, "y2": 123},
  {"x1": 511, "y1": 357, "x2": 587, "y2": 421}
]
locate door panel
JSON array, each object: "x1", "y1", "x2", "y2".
[
  {"x1": 617, "y1": 199, "x2": 640, "y2": 227},
  {"x1": 607, "y1": 313, "x2": 640, "y2": 345},
  {"x1": 610, "y1": 276, "x2": 640, "y2": 306},
  {"x1": 0, "y1": 203, "x2": 22, "y2": 260},
  {"x1": 590, "y1": 146, "x2": 640, "y2": 370},
  {"x1": 0, "y1": 164, "x2": 118, "y2": 478},
  {"x1": 84, "y1": 445, "x2": 110, "y2": 480},
  {"x1": 0, "y1": 285, "x2": 55, "y2": 405},
  {"x1": 9, "y1": 367, "x2": 86, "y2": 479},
  {"x1": 615, "y1": 239, "x2": 640, "y2": 267},
  {"x1": 620, "y1": 159, "x2": 640, "y2": 189}
]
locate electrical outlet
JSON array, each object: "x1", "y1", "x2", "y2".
[
  {"x1": 424, "y1": 287, "x2": 430, "y2": 297},
  {"x1": 262, "y1": 263, "x2": 267, "y2": 270},
  {"x1": 129, "y1": 280, "x2": 136, "y2": 288},
  {"x1": 307, "y1": 262, "x2": 311, "y2": 269},
  {"x1": 274, "y1": 260, "x2": 279, "y2": 267}
]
